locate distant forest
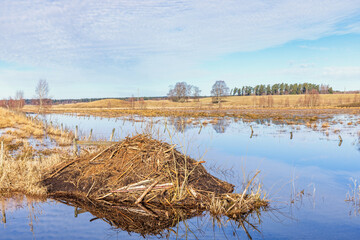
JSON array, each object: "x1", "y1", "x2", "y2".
[{"x1": 231, "y1": 83, "x2": 333, "y2": 96}]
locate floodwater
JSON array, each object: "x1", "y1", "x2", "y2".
[{"x1": 1, "y1": 113, "x2": 360, "y2": 239}]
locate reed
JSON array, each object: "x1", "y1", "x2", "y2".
[
  {"x1": 0, "y1": 151, "x2": 63, "y2": 195},
  {"x1": 0, "y1": 108, "x2": 75, "y2": 195}
]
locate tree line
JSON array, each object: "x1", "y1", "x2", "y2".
[
  {"x1": 231, "y1": 83, "x2": 333, "y2": 96},
  {"x1": 167, "y1": 81, "x2": 336, "y2": 106}
]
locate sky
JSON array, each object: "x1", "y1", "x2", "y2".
[{"x1": 0, "y1": 0, "x2": 360, "y2": 99}]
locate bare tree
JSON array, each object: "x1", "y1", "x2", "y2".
[
  {"x1": 320, "y1": 84, "x2": 329, "y2": 94},
  {"x1": 35, "y1": 79, "x2": 49, "y2": 112},
  {"x1": 167, "y1": 82, "x2": 192, "y2": 102},
  {"x1": 211, "y1": 80, "x2": 229, "y2": 108},
  {"x1": 15, "y1": 90, "x2": 25, "y2": 109},
  {"x1": 192, "y1": 86, "x2": 201, "y2": 102}
]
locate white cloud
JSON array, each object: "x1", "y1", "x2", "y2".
[
  {"x1": 299, "y1": 45, "x2": 329, "y2": 51},
  {"x1": 1, "y1": 0, "x2": 360, "y2": 98},
  {"x1": 0, "y1": 0, "x2": 360, "y2": 67},
  {"x1": 322, "y1": 66, "x2": 360, "y2": 79}
]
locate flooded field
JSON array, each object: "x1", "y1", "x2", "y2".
[{"x1": 1, "y1": 113, "x2": 360, "y2": 239}]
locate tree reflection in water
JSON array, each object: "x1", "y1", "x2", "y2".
[
  {"x1": 0, "y1": 195, "x2": 45, "y2": 238},
  {"x1": 212, "y1": 118, "x2": 230, "y2": 134},
  {"x1": 170, "y1": 117, "x2": 192, "y2": 133}
]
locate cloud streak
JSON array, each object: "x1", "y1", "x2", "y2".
[
  {"x1": 0, "y1": 0, "x2": 360, "y2": 98},
  {"x1": 1, "y1": 0, "x2": 360, "y2": 67}
]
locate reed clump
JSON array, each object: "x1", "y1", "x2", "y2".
[
  {"x1": 0, "y1": 151, "x2": 64, "y2": 196},
  {"x1": 0, "y1": 108, "x2": 75, "y2": 195},
  {"x1": 42, "y1": 134, "x2": 268, "y2": 216}
]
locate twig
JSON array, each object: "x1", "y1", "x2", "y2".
[
  {"x1": 112, "y1": 183, "x2": 173, "y2": 193},
  {"x1": 116, "y1": 162, "x2": 134, "y2": 181},
  {"x1": 112, "y1": 179, "x2": 154, "y2": 192},
  {"x1": 86, "y1": 180, "x2": 96, "y2": 197},
  {"x1": 109, "y1": 149, "x2": 118, "y2": 159},
  {"x1": 135, "y1": 180, "x2": 159, "y2": 204},
  {"x1": 163, "y1": 144, "x2": 176, "y2": 153},
  {"x1": 136, "y1": 203, "x2": 158, "y2": 217},
  {"x1": 227, "y1": 171, "x2": 260, "y2": 212},
  {"x1": 109, "y1": 141, "x2": 125, "y2": 159},
  {"x1": 89, "y1": 143, "x2": 117, "y2": 162},
  {"x1": 46, "y1": 159, "x2": 79, "y2": 179}
]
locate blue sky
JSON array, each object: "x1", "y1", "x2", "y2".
[{"x1": 0, "y1": 0, "x2": 360, "y2": 99}]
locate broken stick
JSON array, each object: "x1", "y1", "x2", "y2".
[{"x1": 135, "y1": 180, "x2": 159, "y2": 204}]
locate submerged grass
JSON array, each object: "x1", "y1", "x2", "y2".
[
  {"x1": 0, "y1": 108, "x2": 74, "y2": 196},
  {"x1": 345, "y1": 178, "x2": 360, "y2": 216},
  {"x1": 23, "y1": 104, "x2": 360, "y2": 127}
]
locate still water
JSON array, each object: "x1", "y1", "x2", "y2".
[{"x1": 1, "y1": 113, "x2": 360, "y2": 239}]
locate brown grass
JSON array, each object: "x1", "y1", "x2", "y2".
[
  {"x1": 0, "y1": 108, "x2": 73, "y2": 144},
  {"x1": 22, "y1": 94, "x2": 360, "y2": 124},
  {"x1": 0, "y1": 108, "x2": 75, "y2": 195},
  {"x1": 44, "y1": 94, "x2": 360, "y2": 109},
  {"x1": 58, "y1": 99, "x2": 128, "y2": 108},
  {"x1": 0, "y1": 153, "x2": 63, "y2": 195}
]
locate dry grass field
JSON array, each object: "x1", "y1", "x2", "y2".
[
  {"x1": 0, "y1": 108, "x2": 74, "y2": 195},
  {"x1": 59, "y1": 99, "x2": 128, "y2": 108},
  {"x1": 215, "y1": 93, "x2": 360, "y2": 108},
  {"x1": 21, "y1": 93, "x2": 360, "y2": 122},
  {"x1": 30, "y1": 93, "x2": 360, "y2": 110}
]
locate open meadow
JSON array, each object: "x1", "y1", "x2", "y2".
[
  {"x1": 22, "y1": 94, "x2": 360, "y2": 125},
  {"x1": 25, "y1": 93, "x2": 360, "y2": 110}
]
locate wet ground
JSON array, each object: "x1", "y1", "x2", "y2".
[{"x1": 1, "y1": 113, "x2": 360, "y2": 239}]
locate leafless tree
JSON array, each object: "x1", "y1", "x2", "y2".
[
  {"x1": 192, "y1": 86, "x2": 201, "y2": 102},
  {"x1": 212, "y1": 118, "x2": 230, "y2": 133},
  {"x1": 167, "y1": 82, "x2": 193, "y2": 102},
  {"x1": 304, "y1": 89, "x2": 320, "y2": 107},
  {"x1": 211, "y1": 80, "x2": 229, "y2": 108},
  {"x1": 320, "y1": 84, "x2": 329, "y2": 94},
  {"x1": 15, "y1": 90, "x2": 25, "y2": 109},
  {"x1": 35, "y1": 79, "x2": 49, "y2": 112}
]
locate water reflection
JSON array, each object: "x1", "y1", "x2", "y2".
[
  {"x1": 0, "y1": 194, "x2": 267, "y2": 239},
  {"x1": 169, "y1": 117, "x2": 195, "y2": 133},
  {"x1": 8, "y1": 113, "x2": 360, "y2": 239},
  {"x1": 53, "y1": 196, "x2": 265, "y2": 239},
  {"x1": 56, "y1": 197, "x2": 203, "y2": 237},
  {"x1": 212, "y1": 118, "x2": 230, "y2": 133},
  {"x1": 345, "y1": 178, "x2": 360, "y2": 218},
  {"x1": 0, "y1": 195, "x2": 45, "y2": 238}
]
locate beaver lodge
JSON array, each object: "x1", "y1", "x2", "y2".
[{"x1": 42, "y1": 134, "x2": 267, "y2": 235}]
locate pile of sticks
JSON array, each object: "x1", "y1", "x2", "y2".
[{"x1": 42, "y1": 134, "x2": 267, "y2": 216}]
